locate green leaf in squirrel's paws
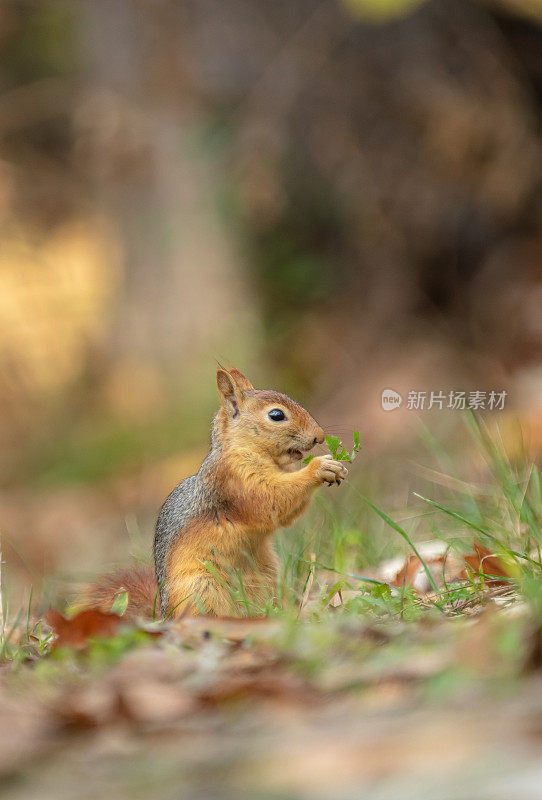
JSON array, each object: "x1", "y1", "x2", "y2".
[
  {"x1": 111, "y1": 589, "x2": 129, "y2": 617},
  {"x1": 324, "y1": 431, "x2": 362, "y2": 463},
  {"x1": 303, "y1": 454, "x2": 315, "y2": 465},
  {"x1": 325, "y1": 435, "x2": 342, "y2": 459}
]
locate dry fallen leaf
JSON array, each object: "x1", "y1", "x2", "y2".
[
  {"x1": 117, "y1": 680, "x2": 195, "y2": 724},
  {"x1": 390, "y1": 555, "x2": 433, "y2": 589},
  {"x1": 170, "y1": 616, "x2": 280, "y2": 644},
  {"x1": 0, "y1": 694, "x2": 52, "y2": 775},
  {"x1": 378, "y1": 542, "x2": 453, "y2": 592},
  {"x1": 46, "y1": 608, "x2": 123, "y2": 650},
  {"x1": 378, "y1": 540, "x2": 512, "y2": 594},
  {"x1": 53, "y1": 684, "x2": 118, "y2": 731},
  {"x1": 463, "y1": 542, "x2": 510, "y2": 586},
  {"x1": 198, "y1": 670, "x2": 314, "y2": 707}
]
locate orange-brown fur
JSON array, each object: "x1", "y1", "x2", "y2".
[
  {"x1": 165, "y1": 515, "x2": 281, "y2": 617},
  {"x1": 81, "y1": 566, "x2": 158, "y2": 620},
  {"x1": 84, "y1": 367, "x2": 347, "y2": 620}
]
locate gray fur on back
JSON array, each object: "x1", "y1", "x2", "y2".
[{"x1": 153, "y1": 446, "x2": 219, "y2": 614}]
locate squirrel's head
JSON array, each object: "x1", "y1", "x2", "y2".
[{"x1": 215, "y1": 367, "x2": 325, "y2": 468}]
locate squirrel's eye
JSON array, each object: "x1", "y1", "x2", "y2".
[{"x1": 268, "y1": 408, "x2": 286, "y2": 422}]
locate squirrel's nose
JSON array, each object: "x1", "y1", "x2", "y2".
[{"x1": 313, "y1": 429, "x2": 325, "y2": 446}]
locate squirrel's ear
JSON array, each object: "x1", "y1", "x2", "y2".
[
  {"x1": 228, "y1": 368, "x2": 253, "y2": 392},
  {"x1": 217, "y1": 369, "x2": 244, "y2": 418}
]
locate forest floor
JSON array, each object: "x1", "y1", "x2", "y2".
[
  {"x1": 2, "y1": 561, "x2": 542, "y2": 799},
  {"x1": 2, "y1": 419, "x2": 542, "y2": 799}
]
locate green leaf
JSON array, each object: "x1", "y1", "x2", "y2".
[
  {"x1": 334, "y1": 445, "x2": 348, "y2": 461},
  {"x1": 325, "y1": 435, "x2": 342, "y2": 459},
  {"x1": 324, "y1": 432, "x2": 362, "y2": 463},
  {"x1": 303, "y1": 454, "x2": 315, "y2": 465},
  {"x1": 110, "y1": 590, "x2": 129, "y2": 617}
]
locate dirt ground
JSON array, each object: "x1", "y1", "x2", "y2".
[{"x1": 1, "y1": 611, "x2": 541, "y2": 800}]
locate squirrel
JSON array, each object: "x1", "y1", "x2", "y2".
[{"x1": 83, "y1": 367, "x2": 348, "y2": 619}]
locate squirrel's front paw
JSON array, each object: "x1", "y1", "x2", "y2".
[{"x1": 313, "y1": 454, "x2": 348, "y2": 486}]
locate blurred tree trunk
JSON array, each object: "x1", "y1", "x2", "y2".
[
  {"x1": 480, "y1": 0, "x2": 542, "y2": 23},
  {"x1": 77, "y1": 0, "x2": 256, "y2": 386}
]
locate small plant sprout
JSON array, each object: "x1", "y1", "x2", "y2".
[
  {"x1": 110, "y1": 589, "x2": 129, "y2": 616},
  {"x1": 304, "y1": 430, "x2": 362, "y2": 465}
]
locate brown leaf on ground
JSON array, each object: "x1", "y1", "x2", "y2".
[
  {"x1": 170, "y1": 616, "x2": 280, "y2": 644},
  {"x1": 117, "y1": 680, "x2": 195, "y2": 724},
  {"x1": 390, "y1": 556, "x2": 429, "y2": 589},
  {"x1": 378, "y1": 542, "x2": 455, "y2": 592},
  {"x1": 329, "y1": 589, "x2": 343, "y2": 607},
  {"x1": 379, "y1": 541, "x2": 512, "y2": 594},
  {"x1": 52, "y1": 677, "x2": 195, "y2": 731},
  {"x1": 198, "y1": 670, "x2": 314, "y2": 707},
  {"x1": 46, "y1": 608, "x2": 122, "y2": 650},
  {"x1": 53, "y1": 684, "x2": 118, "y2": 731},
  {"x1": 0, "y1": 695, "x2": 53, "y2": 776},
  {"x1": 463, "y1": 543, "x2": 510, "y2": 586}
]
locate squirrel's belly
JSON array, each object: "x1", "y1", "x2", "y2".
[{"x1": 164, "y1": 525, "x2": 280, "y2": 618}]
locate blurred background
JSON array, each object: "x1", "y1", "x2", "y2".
[{"x1": 1, "y1": 0, "x2": 542, "y2": 605}]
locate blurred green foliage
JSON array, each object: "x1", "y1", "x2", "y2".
[
  {"x1": 1, "y1": 2, "x2": 75, "y2": 88},
  {"x1": 243, "y1": 151, "x2": 344, "y2": 326},
  {"x1": 341, "y1": 0, "x2": 428, "y2": 20}
]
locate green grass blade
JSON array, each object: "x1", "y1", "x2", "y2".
[
  {"x1": 299, "y1": 558, "x2": 389, "y2": 587},
  {"x1": 26, "y1": 585, "x2": 33, "y2": 638},
  {"x1": 413, "y1": 492, "x2": 542, "y2": 569},
  {"x1": 163, "y1": 592, "x2": 194, "y2": 621},
  {"x1": 235, "y1": 568, "x2": 253, "y2": 615},
  {"x1": 347, "y1": 483, "x2": 440, "y2": 593}
]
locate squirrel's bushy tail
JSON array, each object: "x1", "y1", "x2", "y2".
[{"x1": 81, "y1": 566, "x2": 159, "y2": 620}]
